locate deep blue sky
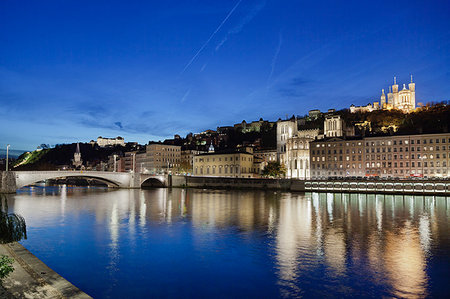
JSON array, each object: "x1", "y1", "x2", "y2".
[{"x1": 1, "y1": 0, "x2": 449, "y2": 150}]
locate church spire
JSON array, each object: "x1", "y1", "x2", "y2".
[
  {"x1": 394, "y1": 76, "x2": 397, "y2": 85},
  {"x1": 410, "y1": 74, "x2": 413, "y2": 83}
]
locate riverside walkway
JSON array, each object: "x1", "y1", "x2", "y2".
[{"x1": 0, "y1": 243, "x2": 91, "y2": 298}]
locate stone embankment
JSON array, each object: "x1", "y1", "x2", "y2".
[
  {"x1": 0, "y1": 243, "x2": 91, "y2": 298},
  {"x1": 171, "y1": 175, "x2": 304, "y2": 191},
  {"x1": 171, "y1": 175, "x2": 450, "y2": 195}
]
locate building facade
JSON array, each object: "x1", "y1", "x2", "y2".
[
  {"x1": 121, "y1": 151, "x2": 139, "y2": 172},
  {"x1": 181, "y1": 149, "x2": 206, "y2": 173},
  {"x1": 364, "y1": 133, "x2": 449, "y2": 178},
  {"x1": 142, "y1": 143, "x2": 181, "y2": 174},
  {"x1": 285, "y1": 129, "x2": 319, "y2": 179},
  {"x1": 350, "y1": 76, "x2": 416, "y2": 113},
  {"x1": 310, "y1": 138, "x2": 365, "y2": 178},
  {"x1": 276, "y1": 118, "x2": 298, "y2": 166},
  {"x1": 96, "y1": 136, "x2": 125, "y2": 147},
  {"x1": 193, "y1": 150, "x2": 257, "y2": 178},
  {"x1": 253, "y1": 149, "x2": 277, "y2": 175},
  {"x1": 310, "y1": 133, "x2": 450, "y2": 179}
]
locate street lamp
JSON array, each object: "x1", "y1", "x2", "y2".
[
  {"x1": 419, "y1": 156, "x2": 424, "y2": 178},
  {"x1": 132, "y1": 153, "x2": 136, "y2": 173},
  {"x1": 113, "y1": 154, "x2": 117, "y2": 172},
  {"x1": 6, "y1": 144, "x2": 10, "y2": 172}
]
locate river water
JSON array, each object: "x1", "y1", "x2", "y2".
[{"x1": 6, "y1": 186, "x2": 450, "y2": 298}]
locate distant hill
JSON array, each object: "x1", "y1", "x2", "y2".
[
  {"x1": 339, "y1": 101, "x2": 450, "y2": 136},
  {"x1": 13, "y1": 143, "x2": 142, "y2": 170}
]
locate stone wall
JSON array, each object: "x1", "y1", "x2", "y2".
[
  {"x1": 172, "y1": 175, "x2": 305, "y2": 191},
  {"x1": 0, "y1": 171, "x2": 16, "y2": 193}
]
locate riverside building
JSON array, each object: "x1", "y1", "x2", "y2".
[
  {"x1": 310, "y1": 132, "x2": 450, "y2": 179},
  {"x1": 276, "y1": 117, "x2": 298, "y2": 166},
  {"x1": 142, "y1": 143, "x2": 181, "y2": 174},
  {"x1": 181, "y1": 149, "x2": 206, "y2": 173},
  {"x1": 193, "y1": 149, "x2": 257, "y2": 178},
  {"x1": 364, "y1": 133, "x2": 450, "y2": 178},
  {"x1": 285, "y1": 129, "x2": 319, "y2": 179}
]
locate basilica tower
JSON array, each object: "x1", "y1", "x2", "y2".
[
  {"x1": 408, "y1": 75, "x2": 416, "y2": 109},
  {"x1": 392, "y1": 76, "x2": 399, "y2": 107},
  {"x1": 380, "y1": 89, "x2": 386, "y2": 108}
]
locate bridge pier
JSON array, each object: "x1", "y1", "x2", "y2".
[{"x1": 0, "y1": 171, "x2": 16, "y2": 194}]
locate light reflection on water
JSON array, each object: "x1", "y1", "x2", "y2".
[{"x1": 6, "y1": 187, "x2": 450, "y2": 298}]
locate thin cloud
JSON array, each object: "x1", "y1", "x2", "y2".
[
  {"x1": 180, "y1": 0, "x2": 243, "y2": 75},
  {"x1": 267, "y1": 32, "x2": 283, "y2": 85},
  {"x1": 215, "y1": 0, "x2": 266, "y2": 51},
  {"x1": 181, "y1": 88, "x2": 191, "y2": 102}
]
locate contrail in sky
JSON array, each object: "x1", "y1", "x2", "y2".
[
  {"x1": 267, "y1": 32, "x2": 283, "y2": 85},
  {"x1": 180, "y1": 88, "x2": 191, "y2": 102},
  {"x1": 180, "y1": 0, "x2": 242, "y2": 75}
]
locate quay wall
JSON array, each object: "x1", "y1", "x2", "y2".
[
  {"x1": 171, "y1": 175, "x2": 450, "y2": 195},
  {"x1": 171, "y1": 175, "x2": 304, "y2": 191}
]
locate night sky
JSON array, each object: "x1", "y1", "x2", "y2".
[{"x1": 1, "y1": 0, "x2": 449, "y2": 150}]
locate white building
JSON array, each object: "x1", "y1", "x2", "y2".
[
  {"x1": 285, "y1": 129, "x2": 319, "y2": 179},
  {"x1": 96, "y1": 136, "x2": 125, "y2": 147},
  {"x1": 350, "y1": 76, "x2": 416, "y2": 113},
  {"x1": 276, "y1": 118, "x2": 298, "y2": 166}
]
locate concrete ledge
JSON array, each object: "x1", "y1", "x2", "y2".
[{"x1": 1, "y1": 242, "x2": 91, "y2": 298}]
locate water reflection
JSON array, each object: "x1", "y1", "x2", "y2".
[{"x1": 8, "y1": 188, "x2": 450, "y2": 298}]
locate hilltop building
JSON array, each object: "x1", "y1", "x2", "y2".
[
  {"x1": 96, "y1": 136, "x2": 125, "y2": 147},
  {"x1": 233, "y1": 118, "x2": 274, "y2": 133},
  {"x1": 350, "y1": 76, "x2": 416, "y2": 113},
  {"x1": 324, "y1": 115, "x2": 354, "y2": 138}
]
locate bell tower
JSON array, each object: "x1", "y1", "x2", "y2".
[
  {"x1": 392, "y1": 76, "x2": 399, "y2": 107},
  {"x1": 408, "y1": 74, "x2": 416, "y2": 110},
  {"x1": 380, "y1": 89, "x2": 386, "y2": 108}
]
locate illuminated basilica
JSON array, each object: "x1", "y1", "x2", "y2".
[{"x1": 350, "y1": 76, "x2": 416, "y2": 113}]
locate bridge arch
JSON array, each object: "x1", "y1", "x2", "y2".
[
  {"x1": 17, "y1": 174, "x2": 121, "y2": 189},
  {"x1": 141, "y1": 177, "x2": 165, "y2": 188},
  {"x1": 15, "y1": 171, "x2": 131, "y2": 189}
]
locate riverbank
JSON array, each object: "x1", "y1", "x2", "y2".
[
  {"x1": 172, "y1": 175, "x2": 450, "y2": 195},
  {"x1": 0, "y1": 243, "x2": 91, "y2": 298}
]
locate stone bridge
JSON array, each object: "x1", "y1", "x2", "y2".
[{"x1": 0, "y1": 171, "x2": 170, "y2": 192}]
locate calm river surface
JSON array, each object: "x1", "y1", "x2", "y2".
[{"x1": 6, "y1": 187, "x2": 450, "y2": 298}]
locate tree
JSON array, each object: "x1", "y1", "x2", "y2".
[
  {"x1": 262, "y1": 162, "x2": 286, "y2": 178},
  {"x1": 0, "y1": 196, "x2": 27, "y2": 244},
  {"x1": 0, "y1": 255, "x2": 14, "y2": 280},
  {"x1": 0, "y1": 195, "x2": 27, "y2": 281}
]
